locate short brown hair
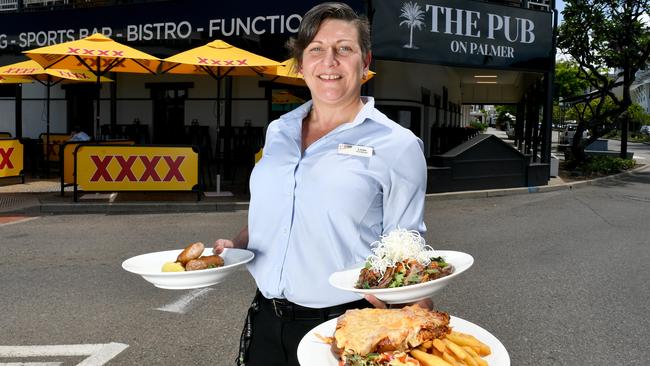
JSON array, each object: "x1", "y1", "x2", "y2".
[{"x1": 286, "y1": 2, "x2": 370, "y2": 72}]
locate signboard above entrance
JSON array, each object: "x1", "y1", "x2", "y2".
[
  {"x1": 0, "y1": 0, "x2": 364, "y2": 60},
  {"x1": 372, "y1": 0, "x2": 553, "y2": 71}
]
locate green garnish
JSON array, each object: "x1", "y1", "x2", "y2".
[
  {"x1": 431, "y1": 256, "x2": 448, "y2": 267},
  {"x1": 406, "y1": 273, "x2": 420, "y2": 284},
  {"x1": 389, "y1": 272, "x2": 405, "y2": 287}
]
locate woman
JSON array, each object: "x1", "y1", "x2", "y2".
[{"x1": 214, "y1": 3, "x2": 428, "y2": 365}]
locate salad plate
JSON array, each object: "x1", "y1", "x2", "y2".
[{"x1": 328, "y1": 250, "x2": 473, "y2": 304}]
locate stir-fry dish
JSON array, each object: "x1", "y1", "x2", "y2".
[{"x1": 355, "y1": 229, "x2": 454, "y2": 289}]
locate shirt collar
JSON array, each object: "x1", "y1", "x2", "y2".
[
  {"x1": 280, "y1": 96, "x2": 375, "y2": 132},
  {"x1": 348, "y1": 96, "x2": 375, "y2": 129}
]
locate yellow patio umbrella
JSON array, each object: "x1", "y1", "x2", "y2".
[
  {"x1": 0, "y1": 60, "x2": 113, "y2": 83},
  {"x1": 160, "y1": 39, "x2": 281, "y2": 77},
  {"x1": 23, "y1": 33, "x2": 161, "y2": 137},
  {"x1": 272, "y1": 90, "x2": 305, "y2": 105},
  {"x1": 160, "y1": 39, "x2": 281, "y2": 127},
  {"x1": 0, "y1": 59, "x2": 112, "y2": 151},
  {"x1": 0, "y1": 75, "x2": 33, "y2": 84},
  {"x1": 264, "y1": 58, "x2": 376, "y2": 87}
]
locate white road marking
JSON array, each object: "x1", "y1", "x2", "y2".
[
  {"x1": 0, "y1": 217, "x2": 39, "y2": 227},
  {"x1": 155, "y1": 288, "x2": 213, "y2": 314},
  {"x1": 0, "y1": 343, "x2": 128, "y2": 366}
]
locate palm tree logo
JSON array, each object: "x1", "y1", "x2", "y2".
[{"x1": 399, "y1": 1, "x2": 426, "y2": 49}]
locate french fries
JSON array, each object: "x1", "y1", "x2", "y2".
[
  {"x1": 446, "y1": 331, "x2": 491, "y2": 357},
  {"x1": 410, "y1": 330, "x2": 491, "y2": 366},
  {"x1": 411, "y1": 349, "x2": 453, "y2": 366}
]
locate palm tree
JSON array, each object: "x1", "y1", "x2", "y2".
[{"x1": 399, "y1": 1, "x2": 426, "y2": 49}]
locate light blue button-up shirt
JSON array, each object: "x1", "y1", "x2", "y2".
[{"x1": 247, "y1": 97, "x2": 427, "y2": 308}]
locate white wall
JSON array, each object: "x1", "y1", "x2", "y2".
[
  {"x1": 631, "y1": 70, "x2": 650, "y2": 114},
  {"x1": 0, "y1": 99, "x2": 17, "y2": 136},
  {"x1": 3, "y1": 81, "x2": 70, "y2": 138}
]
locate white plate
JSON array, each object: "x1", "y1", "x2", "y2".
[
  {"x1": 328, "y1": 250, "x2": 473, "y2": 304},
  {"x1": 297, "y1": 315, "x2": 510, "y2": 366},
  {"x1": 121, "y1": 248, "x2": 254, "y2": 290}
]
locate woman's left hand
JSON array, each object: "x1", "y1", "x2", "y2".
[{"x1": 364, "y1": 294, "x2": 433, "y2": 310}]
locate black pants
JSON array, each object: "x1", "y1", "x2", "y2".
[{"x1": 239, "y1": 292, "x2": 371, "y2": 366}]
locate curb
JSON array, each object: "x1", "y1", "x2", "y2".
[
  {"x1": 2, "y1": 164, "x2": 647, "y2": 215},
  {"x1": 425, "y1": 164, "x2": 648, "y2": 201},
  {"x1": 38, "y1": 200, "x2": 251, "y2": 215}
]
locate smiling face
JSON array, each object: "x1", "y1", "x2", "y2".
[{"x1": 301, "y1": 19, "x2": 371, "y2": 108}]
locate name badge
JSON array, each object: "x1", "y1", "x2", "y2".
[{"x1": 337, "y1": 143, "x2": 374, "y2": 158}]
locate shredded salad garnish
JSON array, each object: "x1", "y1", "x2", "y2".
[{"x1": 366, "y1": 228, "x2": 437, "y2": 276}]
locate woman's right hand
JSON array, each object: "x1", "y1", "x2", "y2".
[
  {"x1": 214, "y1": 226, "x2": 249, "y2": 254},
  {"x1": 213, "y1": 239, "x2": 235, "y2": 255}
]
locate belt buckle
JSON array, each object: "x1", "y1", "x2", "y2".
[{"x1": 271, "y1": 299, "x2": 284, "y2": 318}]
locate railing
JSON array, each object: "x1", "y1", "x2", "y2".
[
  {"x1": 488, "y1": 0, "x2": 551, "y2": 11},
  {"x1": 23, "y1": 0, "x2": 69, "y2": 5},
  {"x1": 527, "y1": 0, "x2": 551, "y2": 11},
  {"x1": 0, "y1": 0, "x2": 18, "y2": 11}
]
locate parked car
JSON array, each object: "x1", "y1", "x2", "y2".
[
  {"x1": 561, "y1": 122, "x2": 589, "y2": 144},
  {"x1": 640, "y1": 125, "x2": 650, "y2": 135}
]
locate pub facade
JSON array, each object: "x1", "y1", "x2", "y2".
[{"x1": 0, "y1": 0, "x2": 557, "y2": 192}]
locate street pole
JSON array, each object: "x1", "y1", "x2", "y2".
[{"x1": 621, "y1": 66, "x2": 630, "y2": 159}]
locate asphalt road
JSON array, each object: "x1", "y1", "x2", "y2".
[
  {"x1": 1, "y1": 167, "x2": 649, "y2": 365},
  {"x1": 606, "y1": 139, "x2": 650, "y2": 161}
]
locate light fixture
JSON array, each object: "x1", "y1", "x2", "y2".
[
  {"x1": 476, "y1": 81, "x2": 498, "y2": 84},
  {"x1": 474, "y1": 75, "x2": 497, "y2": 78}
]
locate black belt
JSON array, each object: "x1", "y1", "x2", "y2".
[{"x1": 260, "y1": 296, "x2": 370, "y2": 321}]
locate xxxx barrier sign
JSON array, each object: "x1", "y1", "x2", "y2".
[
  {"x1": 61, "y1": 140, "x2": 134, "y2": 185},
  {"x1": 74, "y1": 145, "x2": 198, "y2": 192},
  {"x1": 0, "y1": 139, "x2": 24, "y2": 179}
]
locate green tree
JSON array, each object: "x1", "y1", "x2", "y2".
[
  {"x1": 557, "y1": 0, "x2": 650, "y2": 163},
  {"x1": 495, "y1": 105, "x2": 517, "y2": 130},
  {"x1": 569, "y1": 96, "x2": 619, "y2": 136},
  {"x1": 628, "y1": 103, "x2": 650, "y2": 132},
  {"x1": 554, "y1": 61, "x2": 590, "y2": 102},
  {"x1": 553, "y1": 61, "x2": 591, "y2": 126}
]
